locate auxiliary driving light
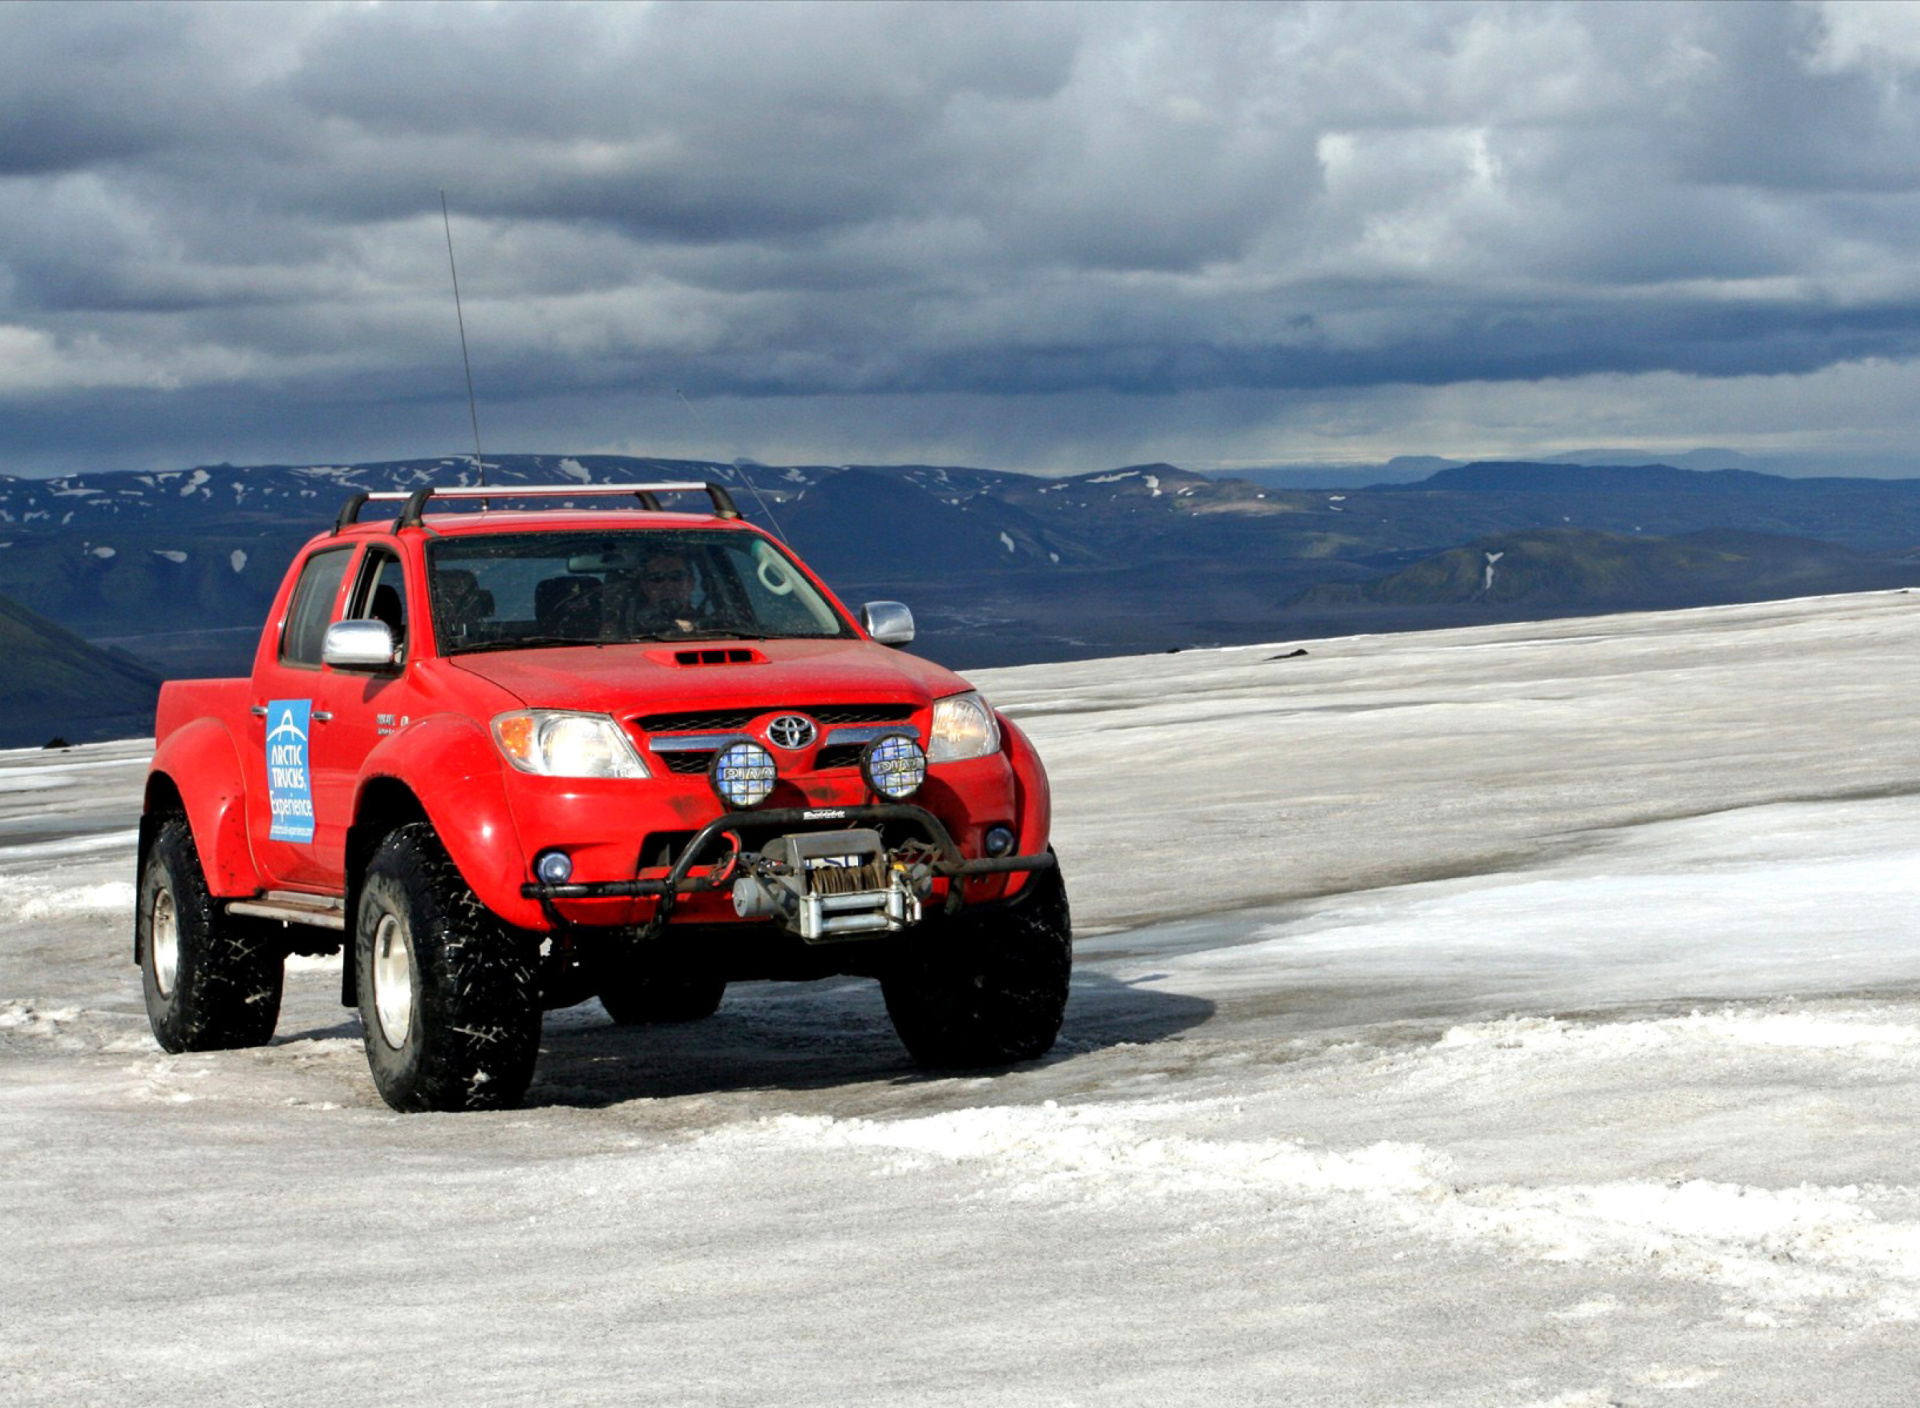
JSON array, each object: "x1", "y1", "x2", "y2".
[
  {"x1": 860, "y1": 732, "x2": 928, "y2": 801},
  {"x1": 983, "y1": 826, "x2": 1016, "y2": 858},
  {"x1": 711, "y1": 739, "x2": 778, "y2": 809},
  {"x1": 534, "y1": 850, "x2": 574, "y2": 885}
]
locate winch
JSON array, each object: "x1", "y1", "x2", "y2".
[{"x1": 729, "y1": 828, "x2": 933, "y2": 941}]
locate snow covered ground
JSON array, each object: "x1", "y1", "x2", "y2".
[{"x1": 3, "y1": 590, "x2": 1918, "y2": 1405}]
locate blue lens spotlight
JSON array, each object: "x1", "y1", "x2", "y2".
[
  {"x1": 711, "y1": 739, "x2": 778, "y2": 809},
  {"x1": 861, "y1": 732, "x2": 927, "y2": 801},
  {"x1": 534, "y1": 849, "x2": 574, "y2": 885}
]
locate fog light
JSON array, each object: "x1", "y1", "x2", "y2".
[
  {"x1": 861, "y1": 732, "x2": 927, "y2": 800},
  {"x1": 534, "y1": 849, "x2": 574, "y2": 885},
  {"x1": 983, "y1": 826, "x2": 1016, "y2": 857},
  {"x1": 711, "y1": 739, "x2": 778, "y2": 809}
]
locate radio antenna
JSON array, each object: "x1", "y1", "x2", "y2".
[
  {"x1": 441, "y1": 189, "x2": 486, "y2": 490},
  {"x1": 675, "y1": 388, "x2": 790, "y2": 543}
]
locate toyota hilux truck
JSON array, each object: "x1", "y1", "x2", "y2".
[{"x1": 136, "y1": 482, "x2": 1069, "y2": 1112}]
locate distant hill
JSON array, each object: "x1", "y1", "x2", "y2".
[
  {"x1": 0, "y1": 590, "x2": 160, "y2": 747},
  {"x1": 1200, "y1": 457, "x2": 1458, "y2": 491},
  {"x1": 2, "y1": 453, "x2": 1919, "y2": 682},
  {"x1": 1295, "y1": 527, "x2": 1916, "y2": 611},
  {"x1": 1376, "y1": 461, "x2": 1920, "y2": 550}
]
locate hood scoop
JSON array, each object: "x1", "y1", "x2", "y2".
[{"x1": 649, "y1": 646, "x2": 767, "y2": 667}]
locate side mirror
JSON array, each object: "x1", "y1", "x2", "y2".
[
  {"x1": 323, "y1": 619, "x2": 399, "y2": 670},
  {"x1": 861, "y1": 601, "x2": 915, "y2": 647}
]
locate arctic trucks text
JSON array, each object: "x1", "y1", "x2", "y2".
[{"x1": 136, "y1": 482, "x2": 1070, "y2": 1111}]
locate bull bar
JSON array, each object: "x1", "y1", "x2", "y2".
[{"x1": 518, "y1": 803, "x2": 1054, "y2": 902}]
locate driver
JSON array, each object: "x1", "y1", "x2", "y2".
[{"x1": 620, "y1": 548, "x2": 705, "y2": 633}]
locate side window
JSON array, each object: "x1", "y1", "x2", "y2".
[
  {"x1": 347, "y1": 549, "x2": 409, "y2": 660},
  {"x1": 279, "y1": 547, "x2": 354, "y2": 667},
  {"x1": 740, "y1": 537, "x2": 841, "y2": 633}
]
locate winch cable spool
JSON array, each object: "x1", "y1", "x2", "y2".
[{"x1": 806, "y1": 857, "x2": 889, "y2": 896}]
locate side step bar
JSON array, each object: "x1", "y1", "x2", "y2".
[{"x1": 226, "y1": 892, "x2": 346, "y2": 932}]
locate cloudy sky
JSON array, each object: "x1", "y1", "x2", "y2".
[{"x1": 4, "y1": 0, "x2": 1920, "y2": 478}]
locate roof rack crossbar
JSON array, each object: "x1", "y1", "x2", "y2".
[{"x1": 332, "y1": 481, "x2": 742, "y2": 530}]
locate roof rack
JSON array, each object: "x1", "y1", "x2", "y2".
[{"x1": 333, "y1": 481, "x2": 742, "y2": 533}]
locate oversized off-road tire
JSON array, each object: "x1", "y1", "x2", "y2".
[
  {"x1": 597, "y1": 962, "x2": 727, "y2": 1025},
  {"x1": 138, "y1": 814, "x2": 284, "y2": 1052},
  {"x1": 355, "y1": 823, "x2": 542, "y2": 1112},
  {"x1": 881, "y1": 859, "x2": 1072, "y2": 1068}
]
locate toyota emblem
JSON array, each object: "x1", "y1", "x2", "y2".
[{"x1": 765, "y1": 714, "x2": 817, "y2": 750}]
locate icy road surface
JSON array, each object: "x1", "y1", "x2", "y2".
[{"x1": 4, "y1": 591, "x2": 1919, "y2": 1406}]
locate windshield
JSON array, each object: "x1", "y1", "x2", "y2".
[{"x1": 425, "y1": 529, "x2": 855, "y2": 654}]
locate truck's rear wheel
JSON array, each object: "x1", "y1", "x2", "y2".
[
  {"x1": 355, "y1": 823, "x2": 541, "y2": 1112},
  {"x1": 139, "y1": 815, "x2": 284, "y2": 1052},
  {"x1": 881, "y1": 860, "x2": 1072, "y2": 1068}
]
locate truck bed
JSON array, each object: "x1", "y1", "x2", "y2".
[{"x1": 154, "y1": 678, "x2": 251, "y2": 746}]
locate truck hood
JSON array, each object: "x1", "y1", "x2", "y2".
[{"x1": 445, "y1": 638, "x2": 972, "y2": 716}]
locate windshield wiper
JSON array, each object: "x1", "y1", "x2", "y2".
[
  {"x1": 625, "y1": 628, "x2": 772, "y2": 642},
  {"x1": 446, "y1": 635, "x2": 598, "y2": 655}
]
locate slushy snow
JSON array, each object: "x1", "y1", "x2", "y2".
[{"x1": 4, "y1": 590, "x2": 1919, "y2": 1405}]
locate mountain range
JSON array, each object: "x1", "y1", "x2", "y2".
[{"x1": 2, "y1": 453, "x2": 1918, "y2": 743}]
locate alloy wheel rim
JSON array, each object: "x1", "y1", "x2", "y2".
[
  {"x1": 150, "y1": 889, "x2": 179, "y2": 997},
  {"x1": 371, "y1": 913, "x2": 415, "y2": 1049}
]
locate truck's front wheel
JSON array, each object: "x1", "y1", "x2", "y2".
[
  {"x1": 355, "y1": 824, "x2": 541, "y2": 1112},
  {"x1": 881, "y1": 860, "x2": 1072, "y2": 1068},
  {"x1": 139, "y1": 815, "x2": 284, "y2": 1052}
]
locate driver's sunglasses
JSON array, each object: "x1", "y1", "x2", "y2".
[{"x1": 645, "y1": 569, "x2": 690, "y2": 585}]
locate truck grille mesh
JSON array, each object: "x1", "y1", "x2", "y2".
[
  {"x1": 659, "y1": 752, "x2": 716, "y2": 775},
  {"x1": 636, "y1": 703, "x2": 916, "y2": 734}
]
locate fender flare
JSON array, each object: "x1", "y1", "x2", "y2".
[
  {"x1": 997, "y1": 713, "x2": 1053, "y2": 901},
  {"x1": 146, "y1": 718, "x2": 261, "y2": 900},
  {"x1": 354, "y1": 715, "x2": 536, "y2": 929}
]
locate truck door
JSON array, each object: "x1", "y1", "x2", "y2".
[
  {"x1": 305, "y1": 546, "x2": 416, "y2": 883},
  {"x1": 246, "y1": 544, "x2": 354, "y2": 890}
]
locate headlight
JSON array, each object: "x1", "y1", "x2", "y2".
[
  {"x1": 492, "y1": 711, "x2": 650, "y2": 779},
  {"x1": 927, "y1": 692, "x2": 1001, "y2": 763}
]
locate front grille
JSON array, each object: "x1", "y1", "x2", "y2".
[
  {"x1": 638, "y1": 708, "x2": 759, "y2": 733},
  {"x1": 809, "y1": 704, "x2": 919, "y2": 726},
  {"x1": 636, "y1": 702, "x2": 916, "y2": 734},
  {"x1": 658, "y1": 744, "x2": 868, "y2": 774}
]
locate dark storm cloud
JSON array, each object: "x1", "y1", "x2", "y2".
[{"x1": 4, "y1": 0, "x2": 1920, "y2": 473}]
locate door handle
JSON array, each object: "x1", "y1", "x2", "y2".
[
  {"x1": 250, "y1": 705, "x2": 268, "y2": 717},
  {"x1": 312, "y1": 711, "x2": 334, "y2": 723}
]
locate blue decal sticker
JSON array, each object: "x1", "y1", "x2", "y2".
[{"x1": 265, "y1": 699, "x2": 315, "y2": 843}]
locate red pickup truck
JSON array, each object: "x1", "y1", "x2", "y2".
[{"x1": 136, "y1": 482, "x2": 1069, "y2": 1111}]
